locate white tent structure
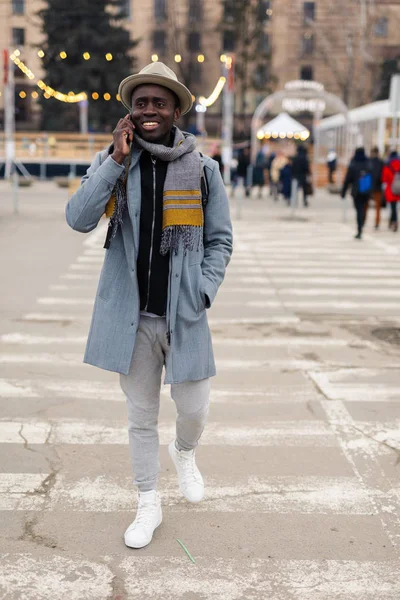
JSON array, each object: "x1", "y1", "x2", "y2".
[{"x1": 257, "y1": 112, "x2": 310, "y2": 141}]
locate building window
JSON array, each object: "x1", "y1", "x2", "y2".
[
  {"x1": 302, "y1": 33, "x2": 314, "y2": 55},
  {"x1": 223, "y1": 0, "x2": 236, "y2": 24},
  {"x1": 257, "y1": 32, "x2": 270, "y2": 54},
  {"x1": 188, "y1": 32, "x2": 201, "y2": 52},
  {"x1": 303, "y1": 2, "x2": 315, "y2": 24},
  {"x1": 300, "y1": 65, "x2": 313, "y2": 80},
  {"x1": 153, "y1": 30, "x2": 166, "y2": 52},
  {"x1": 253, "y1": 64, "x2": 268, "y2": 88},
  {"x1": 189, "y1": 0, "x2": 202, "y2": 22},
  {"x1": 154, "y1": 0, "x2": 167, "y2": 22},
  {"x1": 12, "y1": 27, "x2": 25, "y2": 46},
  {"x1": 375, "y1": 17, "x2": 388, "y2": 37},
  {"x1": 257, "y1": 1, "x2": 271, "y2": 22},
  {"x1": 12, "y1": 0, "x2": 25, "y2": 15},
  {"x1": 191, "y1": 61, "x2": 202, "y2": 84},
  {"x1": 222, "y1": 30, "x2": 235, "y2": 52}
]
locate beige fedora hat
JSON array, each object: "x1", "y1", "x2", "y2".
[{"x1": 118, "y1": 62, "x2": 193, "y2": 115}]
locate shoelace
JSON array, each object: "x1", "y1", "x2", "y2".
[
  {"x1": 131, "y1": 500, "x2": 157, "y2": 529},
  {"x1": 179, "y1": 452, "x2": 202, "y2": 486}
]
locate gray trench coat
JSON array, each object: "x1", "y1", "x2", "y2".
[{"x1": 65, "y1": 148, "x2": 233, "y2": 384}]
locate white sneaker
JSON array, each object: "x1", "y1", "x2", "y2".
[
  {"x1": 124, "y1": 490, "x2": 162, "y2": 549},
  {"x1": 168, "y1": 440, "x2": 204, "y2": 503}
]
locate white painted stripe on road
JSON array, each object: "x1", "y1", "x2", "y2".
[
  {"x1": 310, "y1": 371, "x2": 400, "y2": 402},
  {"x1": 0, "y1": 554, "x2": 112, "y2": 599},
  {"x1": 0, "y1": 420, "x2": 336, "y2": 446},
  {"x1": 49, "y1": 284, "x2": 95, "y2": 291},
  {"x1": 21, "y1": 313, "x2": 89, "y2": 323},
  {"x1": 1, "y1": 333, "x2": 363, "y2": 349},
  {"x1": 77, "y1": 256, "x2": 103, "y2": 264},
  {"x1": 37, "y1": 297, "x2": 94, "y2": 306},
  {"x1": 68, "y1": 263, "x2": 101, "y2": 271},
  {"x1": 2, "y1": 555, "x2": 400, "y2": 600},
  {"x1": 60, "y1": 273, "x2": 99, "y2": 280},
  {"x1": 280, "y1": 288, "x2": 400, "y2": 298},
  {"x1": 0, "y1": 333, "x2": 86, "y2": 345},
  {"x1": 0, "y1": 473, "x2": 379, "y2": 514},
  {"x1": 0, "y1": 378, "x2": 318, "y2": 404},
  {"x1": 268, "y1": 277, "x2": 400, "y2": 286},
  {"x1": 248, "y1": 299, "x2": 400, "y2": 310},
  {"x1": 0, "y1": 380, "x2": 38, "y2": 398},
  {"x1": 208, "y1": 316, "x2": 300, "y2": 325},
  {"x1": 0, "y1": 353, "x2": 329, "y2": 371}
]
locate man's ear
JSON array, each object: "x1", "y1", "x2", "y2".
[{"x1": 174, "y1": 107, "x2": 181, "y2": 121}]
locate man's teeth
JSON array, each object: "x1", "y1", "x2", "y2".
[{"x1": 143, "y1": 122, "x2": 158, "y2": 126}]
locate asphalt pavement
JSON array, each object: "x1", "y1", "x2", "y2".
[{"x1": 1, "y1": 180, "x2": 400, "y2": 599}]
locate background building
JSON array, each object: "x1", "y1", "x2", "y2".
[{"x1": 1, "y1": 0, "x2": 400, "y2": 137}]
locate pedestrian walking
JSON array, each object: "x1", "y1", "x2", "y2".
[
  {"x1": 291, "y1": 145, "x2": 311, "y2": 208},
  {"x1": 369, "y1": 146, "x2": 384, "y2": 230},
  {"x1": 252, "y1": 148, "x2": 266, "y2": 199},
  {"x1": 280, "y1": 157, "x2": 293, "y2": 204},
  {"x1": 236, "y1": 147, "x2": 251, "y2": 197},
  {"x1": 66, "y1": 62, "x2": 233, "y2": 549},
  {"x1": 326, "y1": 149, "x2": 337, "y2": 184},
  {"x1": 211, "y1": 143, "x2": 223, "y2": 174},
  {"x1": 270, "y1": 151, "x2": 288, "y2": 202},
  {"x1": 382, "y1": 150, "x2": 400, "y2": 232},
  {"x1": 341, "y1": 147, "x2": 372, "y2": 239}
]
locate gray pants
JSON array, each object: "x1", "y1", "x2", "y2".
[{"x1": 120, "y1": 315, "x2": 210, "y2": 492}]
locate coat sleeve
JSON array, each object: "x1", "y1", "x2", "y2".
[
  {"x1": 65, "y1": 152, "x2": 125, "y2": 233},
  {"x1": 341, "y1": 165, "x2": 353, "y2": 198},
  {"x1": 201, "y1": 159, "x2": 233, "y2": 308},
  {"x1": 382, "y1": 164, "x2": 393, "y2": 187}
]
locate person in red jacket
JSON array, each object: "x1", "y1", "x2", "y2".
[{"x1": 382, "y1": 151, "x2": 400, "y2": 232}]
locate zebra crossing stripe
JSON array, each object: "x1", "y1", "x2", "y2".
[
  {"x1": 1, "y1": 555, "x2": 400, "y2": 599},
  {"x1": 0, "y1": 473, "x2": 388, "y2": 515},
  {"x1": 0, "y1": 420, "x2": 336, "y2": 446}
]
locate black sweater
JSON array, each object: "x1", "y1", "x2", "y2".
[{"x1": 137, "y1": 151, "x2": 170, "y2": 316}]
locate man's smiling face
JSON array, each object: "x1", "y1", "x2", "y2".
[{"x1": 131, "y1": 84, "x2": 181, "y2": 145}]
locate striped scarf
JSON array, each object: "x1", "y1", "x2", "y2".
[{"x1": 106, "y1": 127, "x2": 203, "y2": 255}]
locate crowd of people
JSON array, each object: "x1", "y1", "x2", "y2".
[
  {"x1": 341, "y1": 147, "x2": 400, "y2": 239},
  {"x1": 213, "y1": 144, "x2": 313, "y2": 208}
]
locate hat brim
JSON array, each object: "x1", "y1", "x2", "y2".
[{"x1": 118, "y1": 73, "x2": 193, "y2": 115}]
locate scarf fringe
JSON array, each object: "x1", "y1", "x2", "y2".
[{"x1": 160, "y1": 225, "x2": 203, "y2": 255}]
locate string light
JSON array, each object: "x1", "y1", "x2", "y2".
[
  {"x1": 83, "y1": 52, "x2": 90, "y2": 60},
  {"x1": 198, "y1": 77, "x2": 226, "y2": 107},
  {"x1": 197, "y1": 54, "x2": 204, "y2": 63},
  {"x1": 220, "y1": 54, "x2": 227, "y2": 63},
  {"x1": 10, "y1": 51, "x2": 87, "y2": 102},
  {"x1": 151, "y1": 54, "x2": 158, "y2": 62},
  {"x1": 116, "y1": 93, "x2": 121, "y2": 101},
  {"x1": 31, "y1": 91, "x2": 38, "y2": 99},
  {"x1": 19, "y1": 91, "x2": 26, "y2": 98},
  {"x1": 104, "y1": 93, "x2": 111, "y2": 101},
  {"x1": 174, "y1": 54, "x2": 182, "y2": 63},
  {"x1": 105, "y1": 53, "x2": 113, "y2": 61},
  {"x1": 60, "y1": 51, "x2": 67, "y2": 59},
  {"x1": 92, "y1": 92, "x2": 99, "y2": 100},
  {"x1": 37, "y1": 50, "x2": 45, "y2": 58}
]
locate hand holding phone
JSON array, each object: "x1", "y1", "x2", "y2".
[{"x1": 111, "y1": 114, "x2": 135, "y2": 164}]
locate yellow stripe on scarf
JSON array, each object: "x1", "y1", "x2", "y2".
[
  {"x1": 163, "y1": 208, "x2": 203, "y2": 228},
  {"x1": 164, "y1": 190, "x2": 201, "y2": 197}
]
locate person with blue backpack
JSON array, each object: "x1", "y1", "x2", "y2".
[{"x1": 341, "y1": 147, "x2": 373, "y2": 239}]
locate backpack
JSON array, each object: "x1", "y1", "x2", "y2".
[
  {"x1": 357, "y1": 170, "x2": 372, "y2": 195},
  {"x1": 390, "y1": 166, "x2": 400, "y2": 196}
]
